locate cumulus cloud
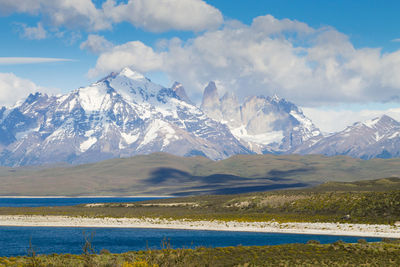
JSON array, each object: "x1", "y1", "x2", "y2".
[
  {"x1": 18, "y1": 22, "x2": 47, "y2": 40},
  {"x1": 0, "y1": 73, "x2": 56, "y2": 107},
  {"x1": 88, "y1": 14, "x2": 400, "y2": 106},
  {"x1": 0, "y1": 57, "x2": 73, "y2": 64},
  {"x1": 0, "y1": 0, "x2": 222, "y2": 32},
  {"x1": 80, "y1": 34, "x2": 113, "y2": 54},
  {"x1": 88, "y1": 41, "x2": 164, "y2": 77},
  {"x1": 0, "y1": 0, "x2": 110, "y2": 31},
  {"x1": 102, "y1": 0, "x2": 223, "y2": 32}
]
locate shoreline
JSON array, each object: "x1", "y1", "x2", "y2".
[{"x1": 0, "y1": 215, "x2": 399, "y2": 238}]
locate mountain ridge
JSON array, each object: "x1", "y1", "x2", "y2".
[
  {"x1": 1, "y1": 67, "x2": 400, "y2": 166},
  {"x1": 295, "y1": 114, "x2": 400, "y2": 159},
  {"x1": 0, "y1": 67, "x2": 250, "y2": 166}
]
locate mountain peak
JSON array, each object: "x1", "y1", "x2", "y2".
[
  {"x1": 363, "y1": 114, "x2": 399, "y2": 128},
  {"x1": 201, "y1": 81, "x2": 222, "y2": 120},
  {"x1": 271, "y1": 93, "x2": 280, "y2": 102},
  {"x1": 202, "y1": 81, "x2": 219, "y2": 103},
  {"x1": 118, "y1": 67, "x2": 146, "y2": 80},
  {"x1": 171, "y1": 82, "x2": 193, "y2": 104},
  {"x1": 172, "y1": 81, "x2": 182, "y2": 89}
]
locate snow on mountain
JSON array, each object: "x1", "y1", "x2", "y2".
[
  {"x1": 295, "y1": 115, "x2": 400, "y2": 159},
  {"x1": 200, "y1": 84, "x2": 322, "y2": 153},
  {"x1": 0, "y1": 67, "x2": 250, "y2": 166},
  {"x1": 2, "y1": 67, "x2": 400, "y2": 166}
]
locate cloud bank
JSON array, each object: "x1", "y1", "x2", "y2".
[
  {"x1": 0, "y1": 0, "x2": 222, "y2": 32},
  {"x1": 88, "y1": 15, "x2": 400, "y2": 106}
]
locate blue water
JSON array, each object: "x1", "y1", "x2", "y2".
[
  {"x1": 0, "y1": 226, "x2": 382, "y2": 257},
  {"x1": 0, "y1": 197, "x2": 164, "y2": 207}
]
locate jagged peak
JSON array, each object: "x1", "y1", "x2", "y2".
[
  {"x1": 203, "y1": 81, "x2": 218, "y2": 97},
  {"x1": 266, "y1": 94, "x2": 289, "y2": 105},
  {"x1": 172, "y1": 81, "x2": 183, "y2": 89},
  {"x1": 271, "y1": 93, "x2": 280, "y2": 102},
  {"x1": 118, "y1": 67, "x2": 146, "y2": 80},
  {"x1": 171, "y1": 82, "x2": 193, "y2": 104},
  {"x1": 22, "y1": 92, "x2": 48, "y2": 106},
  {"x1": 201, "y1": 81, "x2": 220, "y2": 106},
  {"x1": 206, "y1": 81, "x2": 217, "y2": 88},
  {"x1": 97, "y1": 67, "x2": 147, "y2": 84}
]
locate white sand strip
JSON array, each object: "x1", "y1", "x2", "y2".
[{"x1": 0, "y1": 215, "x2": 399, "y2": 238}]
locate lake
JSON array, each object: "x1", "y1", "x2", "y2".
[
  {"x1": 0, "y1": 197, "x2": 165, "y2": 207},
  {"x1": 0, "y1": 197, "x2": 383, "y2": 257},
  {"x1": 0, "y1": 226, "x2": 381, "y2": 257}
]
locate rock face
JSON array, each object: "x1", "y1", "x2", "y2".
[
  {"x1": 295, "y1": 115, "x2": 400, "y2": 159},
  {"x1": 0, "y1": 68, "x2": 250, "y2": 166},
  {"x1": 200, "y1": 84, "x2": 322, "y2": 153},
  {"x1": 171, "y1": 82, "x2": 193, "y2": 105},
  {"x1": 201, "y1": 81, "x2": 223, "y2": 121}
]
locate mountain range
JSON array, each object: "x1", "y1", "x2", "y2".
[{"x1": 0, "y1": 67, "x2": 399, "y2": 166}]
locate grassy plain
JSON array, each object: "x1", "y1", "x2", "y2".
[
  {"x1": 1, "y1": 178, "x2": 400, "y2": 224},
  {"x1": 2, "y1": 153, "x2": 400, "y2": 196}
]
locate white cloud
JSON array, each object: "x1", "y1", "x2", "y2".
[
  {"x1": 80, "y1": 34, "x2": 113, "y2": 54},
  {"x1": 88, "y1": 14, "x2": 400, "y2": 106},
  {"x1": 0, "y1": 57, "x2": 74, "y2": 64},
  {"x1": 0, "y1": 0, "x2": 222, "y2": 32},
  {"x1": 392, "y1": 38, "x2": 400, "y2": 42},
  {"x1": 0, "y1": 73, "x2": 56, "y2": 107},
  {"x1": 102, "y1": 0, "x2": 223, "y2": 32},
  {"x1": 303, "y1": 106, "x2": 400, "y2": 133},
  {"x1": 19, "y1": 22, "x2": 47, "y2": 40},
  {"x1": 88, "y1": 41, "x2": 164, "y2": 77},
  {"x1": 0, "y1": 0, "x2": 111, "y2": 31}
]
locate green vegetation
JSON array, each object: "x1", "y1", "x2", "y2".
[
  {"x1": 2, "y1": 241, "x2": 400, "y2": 266},
  {"x1": 2, "y1": 153, "x2": 400, "y2": 196},
  {"x1": 310, "y1": 177, "x2": 400, "y2": 192},
  {"x1": 2, "y1": 178, "x2": 400, "y2": 224}
]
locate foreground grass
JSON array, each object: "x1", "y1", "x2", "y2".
[{"x1": 1, "y1": 241, "x2": 400, "y2": 266}]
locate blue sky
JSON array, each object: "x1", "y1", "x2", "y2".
[
  {"x1": 1, "y1": 0, "x2": 400, "y2": 132},
  {"x1": 214, "y1": 0, "x2": 400, "y2": 50}
]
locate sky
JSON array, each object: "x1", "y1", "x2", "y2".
[{"x1": 1, "y1": 0, "x2": 400, "y2": 132}]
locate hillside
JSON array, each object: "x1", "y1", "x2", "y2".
[{"x1": 1, "y1": 153, "x2": 400, "y2": 196}]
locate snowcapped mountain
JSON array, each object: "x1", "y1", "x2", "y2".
[
  {"x1": 200, "y1": 82, "x2": 322, "y2": 153},
  {"x1": 2, "y1": 67, "x2": 400, "y2": 167},
  {"x1": 295, "y1": 115, "x2": 400, "y2": 159},
  {"x1": 0, "y1": 68, "x2": 250, "y2": 166}
]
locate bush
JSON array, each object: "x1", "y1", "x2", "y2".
[
  {"x1": 357, "y1": 239, "x2": 367, "y2": 244},
  {"x1": 100, "y1": 248, "x2": 111, "y2": 255}
]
